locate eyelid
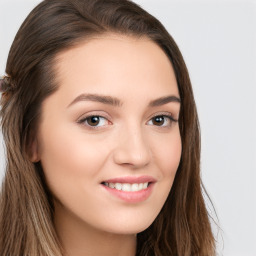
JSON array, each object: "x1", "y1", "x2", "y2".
[
  {"x1": 149, "y1": 111, "x2": 178, "y2": 122},
  {"x1": 77, "y1": 112, "x2": 112, "y2": 129},
  {"x1": 146, "y1": 112, "x2": 178, "y2": 128},
  {"x1": 77, "y1": 110, "x2": 111, "y2": 120}
]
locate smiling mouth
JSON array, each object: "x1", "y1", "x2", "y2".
[
  {"x1": 102, "y1": 182, "x2": 151, "y2": 192},
  {"x1": 101, "y1": 177, "x2": 155, "y2": 203}
]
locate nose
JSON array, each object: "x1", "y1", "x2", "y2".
[{"x1": 113, "y1": 126, "x2": 151, "y2": 169}]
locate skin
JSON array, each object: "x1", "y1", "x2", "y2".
[{"x1": 32, "y1": 34, "x2": 182, "y2": 256}]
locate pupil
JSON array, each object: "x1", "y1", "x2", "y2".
[
  {"x1": 88, "y1": 116, "x2": 99, "y2": 126},
  {"x1": 154, "y1": 116, "x2": 164, "y2": 125}
]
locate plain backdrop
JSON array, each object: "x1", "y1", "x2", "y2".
[{"x1": 0, "y1": 0, "x2": 255, "y2": 255}]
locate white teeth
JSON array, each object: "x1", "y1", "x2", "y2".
[
  {"x1": 115, "y1": 183, "x2": 122, "y2": 190},
  {"x1": 109, "y1": 183, "x2": 115, "y2": 189},
  {"x1": 131, "y1": 183, "x2": 139, "y2": 191},
  {"x1": 138, "y1": 183, "x2": 143, "y2": 190},
  {"x1": 122, "y1": 183, "x2": 131, "y2": 192},
  {"x1": 142, "y1": 183, "x2": 148, "y2": 189},
  {"x1": 104, "y1": 182, "x2": 149, "y2": 191}
]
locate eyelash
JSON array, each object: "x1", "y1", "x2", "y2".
[
  {"x1": 147, "y1": 115, "x2": 177, "y2": 127},
  {"x1": 77, "y1": 113, "x2": 178, "y2": 130}
]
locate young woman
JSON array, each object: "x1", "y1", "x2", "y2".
[{"x1": 0, "y1": 0, "x2": 216, "y2": 255}]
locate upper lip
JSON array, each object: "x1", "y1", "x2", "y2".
[{"x1": 102, "y1": 175, "x2": 157, "y2": 184}]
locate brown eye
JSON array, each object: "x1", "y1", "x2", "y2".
[
  {"x1": 152, "y1": 116, "x2": 165, "y2": 126},
  {"x1": 78, "y1": 116, "x2": 109, "y2": 128},
  {"x1": 147, "y1": 115, "x2": 176, "y2": 127},
  {"x1": 87, "y1": 116, "x2": 100, "y2": 126}
]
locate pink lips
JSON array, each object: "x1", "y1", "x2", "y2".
[
  {"x1": 101, "y1": 175, "x2": 156, "y2": 203},
  {"x1": 103, "y1": 175, "x2": 156, "y2": 184}
]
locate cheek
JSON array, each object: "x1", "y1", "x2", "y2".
[
  {"x1": 135, "y1": 130, "x2": 181, "y2": 229},
  {"x1": 37, "y1": 124, "x2": 113, "y2": 203},
  {"x1": 37, "y1": 124, "x2": 113, "y2": 215},
  {"x1": 151, "y1": 129, "x2": 182, "y2": 179},
  {"x1": 39, "y1": 124, "x2": 106, "y2": 173}
]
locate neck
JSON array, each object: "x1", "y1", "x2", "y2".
[{"x1": 54, "y1": 201, "x2": 137, "y2": 256}]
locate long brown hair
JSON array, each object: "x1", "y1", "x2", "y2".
[{"x1": 0, "y1": 0, "x2": 216, "y2": 255}]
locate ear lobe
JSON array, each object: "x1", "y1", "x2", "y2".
[{"x1": 28, "y1": 138, "x2": 40, "y2": 163}]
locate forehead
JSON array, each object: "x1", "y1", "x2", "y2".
[{"x1": 52, "y1": 34, "x2": 179, "y2": 105}]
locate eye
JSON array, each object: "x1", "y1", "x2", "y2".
[
  {"x1": 147, "y1": 115, "x2": 177, "y2": 127},
  {"x1": 78, "y1": 115, "x2": 110, "y2": 128}
]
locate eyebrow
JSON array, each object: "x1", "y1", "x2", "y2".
[
  {"x1": 149, "y1": 95, "x2": 180, "y2": 107},
  {"x1": 67, "y1": 93, "x2": 180, "y2": 108}
]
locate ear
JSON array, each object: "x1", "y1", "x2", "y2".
[{"x1": 28, "y1": 137, "x2": 40, "y2": 163}]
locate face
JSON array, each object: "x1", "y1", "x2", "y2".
[{"x1": 34, "y1": 34, "x2": 182, "y2": 235}]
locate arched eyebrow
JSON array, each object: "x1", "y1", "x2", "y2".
[
  {"x1": 67, "y1": 93, "x2": 122, "y2": 108},
  {"x1": 148, "y1": 95, "x2": 180, "y2": 107},
  {"x1": 67, "y1": 93, "x2": 180, "y2": 108}
]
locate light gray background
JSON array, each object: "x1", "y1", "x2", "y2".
[{"x1": 0, "y1": 0, "x2": 255, "y2": 255}]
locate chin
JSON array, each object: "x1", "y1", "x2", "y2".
[{"x1": 98, "y1": 213, "x2": 157, "y2": 235}]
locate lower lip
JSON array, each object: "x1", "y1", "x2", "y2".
[{"x1": 101, "y1": 183, "x2": 155, "y2": 203}]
